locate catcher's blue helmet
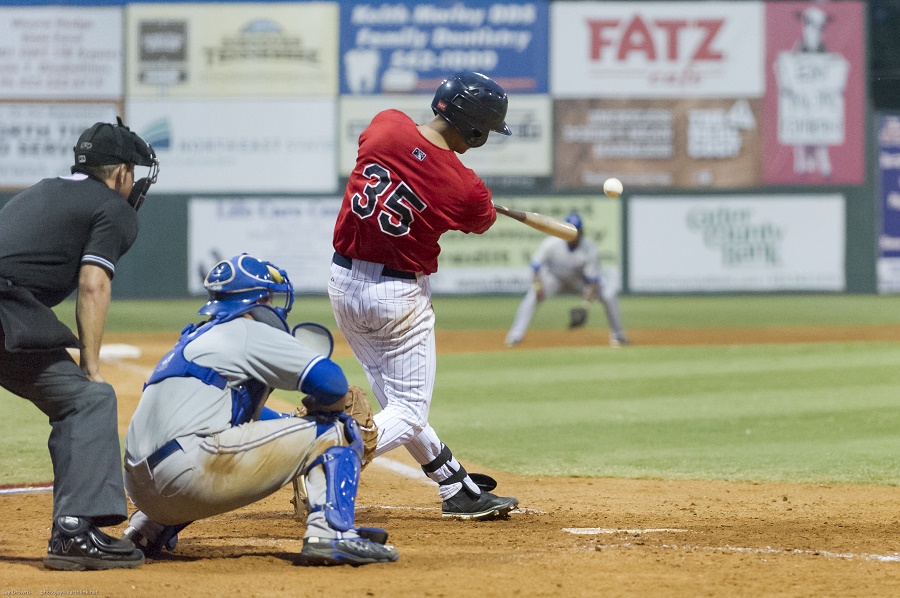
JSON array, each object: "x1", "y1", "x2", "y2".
[
  {"x1": 431, "y1": 71, "x2": 511, "y2": 148},
  {"x1": 199, "y1": 254, "x2": 294, "y2": 321},
  {"x1": 565, "y1": 212, "x2": 584, "y2": 230}
]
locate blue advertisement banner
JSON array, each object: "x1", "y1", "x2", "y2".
[
  {"x1": 878, "y1": 115, "x2": 900, "y2": 260},
  {"x1": 339, "y1": 0, "x2": 548, "y2": 95}
]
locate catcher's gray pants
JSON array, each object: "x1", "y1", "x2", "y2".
[
  {"x1": 506, "y1": 271, "x2": 627, "y2": 345},
  {"x1": 0, "y1": 345, "x2": 127, "y2": 526},
  {"x1": 124, "y1": 416, "x2": 349, "y2": 540}
]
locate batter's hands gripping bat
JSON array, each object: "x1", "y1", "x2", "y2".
[{"x1": 493, "y1": 203, "x2": 579, "y2": 242}]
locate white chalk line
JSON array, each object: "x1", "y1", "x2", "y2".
[
  {"x1": 366, "y1": 457, "x2": 540, "y2": 513},
  {"x1": 0, "y1": 485, "x2": 53, "y2": 496},
  {"x1": 370, "y1": 456, "x2": 437, "y2": 486},
  {"x1": 358, "y1": 505, "x2": 439, "y2": 512},
  {"x1": 564, "y1": 527, "x2": 688, "y2": 535},
  {"x1": 358, "y1": 505, "x2": 542, "y2": 515},
  {"x1": 99, "y1": 343, "x2": 142, "y2": 360},
  {"x1": 586, "y1": 540, "x2": 900, "y2": 563}
]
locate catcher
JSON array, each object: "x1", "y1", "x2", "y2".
[
  {"x1": 121, "y1": 254, "x2": 396, "y2": 566},
  {"x1": 506, "y1": 212, "x2": 630, "y2": 348}
]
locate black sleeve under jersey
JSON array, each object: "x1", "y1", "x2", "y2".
[{"x1": 81, "y1": 198, "x2": 139, "y2": 277}]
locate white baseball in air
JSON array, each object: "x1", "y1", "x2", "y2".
[{"x1": 603, "y1": 177, "x2": 623, "y2": 198}]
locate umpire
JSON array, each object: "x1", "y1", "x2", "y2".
[{"x1": 0, "y1": 119, "x2": 159, "y2": 570}]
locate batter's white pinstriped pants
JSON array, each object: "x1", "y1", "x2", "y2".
[{"x1": 328, "y1": 259, "x2": 463, "y2": 499}]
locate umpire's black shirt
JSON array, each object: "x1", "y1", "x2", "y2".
[{"x1": 0, "y1": 173, "x2": 138, "y2": 306}]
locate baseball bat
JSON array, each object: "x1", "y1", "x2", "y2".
[{"x1": 493, "y1": 203, "x2": 579, "y2": 242}]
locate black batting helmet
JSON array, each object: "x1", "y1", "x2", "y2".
[{"x1": 431, "y1": 72, "x2": 511, "y2": 148}]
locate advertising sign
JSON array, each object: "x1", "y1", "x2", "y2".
[
  {"x1": 762, "y1": 1, "x2": 865, "y2": 185},
  {"x1": 188, "y1": 197, "x2": 341, "y2": 295},
  {"x1": 339, "y1": 94, "x2": 551, "y2": 178},
  {"x1": 0, "y1": 102, "x2": 120, "y2": 188},
  {"x1": 127, "y1": 99, "x2": 337, "y2": 193},
  {"x1": 554, "y1": 98, "x2": 762, "y2": 190},
  {"x1": 551, "y1": 1, "x2": 764, "y2": 98},
  {"x1": 126, "y1": 3, "x2": 338, "y2": 97},
  {"x1": 629, "y1": 195, "x2": 845, "y2": 292},
  {"x1": 0, "y1": 7, "x2": 122, "y2": 99},
  {"x1": 432, "y1": 196, "x2": 621, "y2": 294},
  {"x1": 339, "y1": 0, "x2": 549, "y2": 94},
  {"x1": 877, "y1": 115, "x2": 900, "y2": 293}
]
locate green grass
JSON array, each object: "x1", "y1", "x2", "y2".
[
  {"x1": 51, "y1": 293, "x2": 900, "y2": 333},
  {"x1": 0, "y1": 393, "x2": 53, "y2": 485},
  {"x1": 3, "y1": 294, "x2": 899, "y2": 486},
  {"x1": 430, "y1": 342, "x2": 900, "y2": 485}
]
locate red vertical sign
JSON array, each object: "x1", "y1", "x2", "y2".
[{"x1": 763, "y1": 1, "x2": 865, "y2": 185}]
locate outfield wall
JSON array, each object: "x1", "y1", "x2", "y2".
[{"x1": 0, "y1": 0, "x2": 881, "y2": 296}]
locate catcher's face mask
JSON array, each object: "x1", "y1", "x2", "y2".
[{"x1": 199, "y1": 254, "x2": 294, "y2": 322}]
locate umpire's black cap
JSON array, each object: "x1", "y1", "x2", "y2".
[{"x1": 73, "y1": 118, "x2": 155, "y2": 167}]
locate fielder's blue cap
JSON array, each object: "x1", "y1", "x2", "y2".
[{"x1": 565, "y1": 212, "x2": 583, "y2": 230}]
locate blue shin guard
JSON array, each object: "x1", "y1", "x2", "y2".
[
  {"x1": 308, "y1": 446, "x2": 360, "y2": 532},
  {"x1": 305, "y1": 416, "x2": 386, "y2": 540}
]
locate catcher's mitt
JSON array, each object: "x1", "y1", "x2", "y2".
[
  {"x1": 568, "y1": 306, "x2": 589, "y2": 329},
  {"x1": 290, "y1": 385, "x2": 378, "y2": 519},
  {"x1": 293, "y1": 385, "x2": 377, "y2": 467},
  {"x1": 343, "y1": 385, "x2": 378, "y2": 468}
]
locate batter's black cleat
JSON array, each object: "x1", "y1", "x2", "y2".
[
  {"x1": 442, "y1": 488, "x2": 519, "y2": 521},
  {"x1": 297, "y1": 537, "x2": 399, "y2": 566},
  {"x1": 44, "y1": 516, "x2": 145, "y2": 571}
]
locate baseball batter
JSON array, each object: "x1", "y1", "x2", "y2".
[
  {"x1": 506, "y1": 212, "x2": 629, "y2": 347},
  {"x1": 328, "y1": 71, "x2": 518, "y2": 520},
  {"x1": 121, "y1": 254, "x2": 398, "y2": 566}
]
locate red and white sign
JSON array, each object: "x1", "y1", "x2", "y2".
[
  {"x1": 762, "y1": 1, "x2": 865, "y2": 185},
  {"x1": 551, "y1": 1, "x2": 764, "y2": 98}
]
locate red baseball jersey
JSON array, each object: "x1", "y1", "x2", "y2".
[{"x1": 333, "y1": 109, "x2": 496, "y2": 274}]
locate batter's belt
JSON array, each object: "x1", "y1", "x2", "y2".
[{"x1": 332, "y1": 252, "x2": 417, "y2": 280}]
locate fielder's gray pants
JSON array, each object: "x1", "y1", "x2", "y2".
[
  {"x1": 0, "y1": 345, "x2": 127, "y2": 526},
  {"x1": 506, "y1": 271, "x2": 627, "y2": 345}
]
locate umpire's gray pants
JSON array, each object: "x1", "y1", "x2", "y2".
[{"x1": 0, "y1": 346, "x2": 127, "y2": 526}]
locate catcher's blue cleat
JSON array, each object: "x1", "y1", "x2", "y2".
[{"x1": 297, "y1": 537, "x2": 399, "y2": 566}]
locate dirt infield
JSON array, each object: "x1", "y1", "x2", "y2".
[{"x1": 1, "y1": 327, "x2": 899, "y2": 597}]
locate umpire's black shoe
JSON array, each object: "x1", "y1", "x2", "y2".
[
  {"x1": 44, "y1": 516, "x2": 144, "y2": 571},
  {"x1": 442, "y1": 488, "x2": 519, "y2": 521}
]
